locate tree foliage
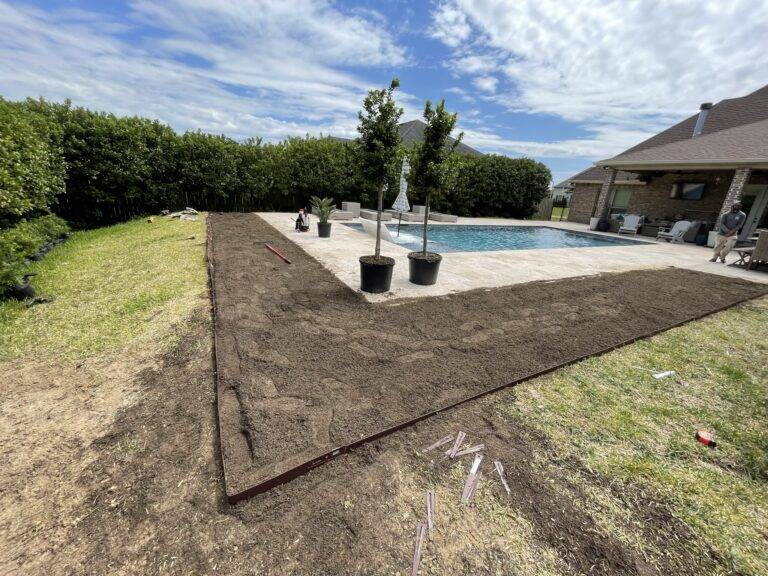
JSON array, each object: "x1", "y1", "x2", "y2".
[
  {"x1": 0, "y1": 98, "x2": 65, "y2": 221},
  {"x1": 408, "y1": 100, "x2": 461, "y2": 254},
  {"x1": 356, "y1": 78, "x2": 403, "y2": 258}
]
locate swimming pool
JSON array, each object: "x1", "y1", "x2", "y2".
[{"x1": 343, "y1": 223, "x2": 646, "y2": 253}]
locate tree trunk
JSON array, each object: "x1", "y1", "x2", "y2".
[
  {"x1": 375, "y1": 182, "x2": 384, "y2": 258},
  {"x1": 422, "y1": 193, "x2": 430, "y2": 255}
]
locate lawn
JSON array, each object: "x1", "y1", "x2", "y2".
[
  {"x1": 1, "y1": 213, "x2": 766, "y2": 575},
  {"x1": 510, "y1": 297, "x2": 768, "y2": 574},
  {"x1": 0, "y1": 215, "x2": 207, "y2": 361},
  {"x1": 550, "y1": 206, "x2": 569, "y2": 220}
]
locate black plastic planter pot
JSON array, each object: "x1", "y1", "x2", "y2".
[
  {"x1": 359, "y1": 256, "x2": 394, "y2": 293},
  {"x1": 317, "y1": 222, "x2": 332, "y2": 238},
  {"x1": 9, "y1": 281, "x2": 35, "y2": 300},
  {"x1": 408, "y1": 252, "x2": 442, "y2": 285}
]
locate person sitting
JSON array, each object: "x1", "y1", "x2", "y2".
[{"x1": 295, "y1": 208, "x2": 310, "y2": 232}]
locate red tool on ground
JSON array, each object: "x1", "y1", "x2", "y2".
[
  {"x1": 695, "y1": 430, "x2": 717, "y2": 448},
  {"x1": 264, "y1": 243, "x2": 291, "y2": 264}
]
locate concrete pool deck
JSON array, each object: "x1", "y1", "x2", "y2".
[{"x1": 259, "y1": 212, "x2": 768, "y2": 301}]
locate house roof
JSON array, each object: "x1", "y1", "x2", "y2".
[
  {"x1": 555, "y1": 166, "x2": 641, "y2": 188},
  {"x1": 563, "y1": 83, "x2": 768, "y2": 182},
  {"x1": 596, "y1": 118, "x2": 768, "y2": 170},
  {"x1": 397, "y1": 120, "x2": 482, "y2": 155},
  {"x1": 331, "y1": 119, "x2": 482, "y2": 155}
]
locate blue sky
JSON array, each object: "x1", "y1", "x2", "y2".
[{"x1": 2, "y1": 0, "x2": 768, "y2": 185}]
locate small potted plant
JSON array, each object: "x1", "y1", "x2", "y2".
[
  {"x1": 408, "y1": 100, "x2": 461, "y2": 285},
  {"x1": 356, "y1": 78, "x2": 403, "y2": 293},
  {"x1": 310, "y1": 196, "x2": 335, "y2": 238}
]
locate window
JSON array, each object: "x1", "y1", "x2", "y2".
[
  {"x1": 608, "y1": 187, "x2": 632, "y2": 219},
  {"x1": 670, "y1": 182, "x2": 705, "y2": 200}
]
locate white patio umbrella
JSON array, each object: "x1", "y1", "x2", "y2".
[{"x1": 391, "y1": 157, "x2": 411, "y2": 236}]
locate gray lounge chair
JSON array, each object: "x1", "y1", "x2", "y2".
[
  {"x1": 618, "y1": 214, "x2": 643, "y2": 236},
  {"x1": 656, "y1": 220, "x2": 692, "y2": 243}
]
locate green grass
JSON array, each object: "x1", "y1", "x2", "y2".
[
  {"x1": 0, "y1": 215, "x2": 207, "y2": 361},
  {"x1": 550, "y1": 206, "x2": 569, "y2": 220},
  {"x1": 506, "y1": 297, "x2": 768, "y2": 575}
]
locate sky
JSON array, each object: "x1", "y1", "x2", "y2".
[{"x1": 2, "y1": 1, "x2": 768, "y2": 185}]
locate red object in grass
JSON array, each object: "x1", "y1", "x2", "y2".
[
  {"x1": 695, "y1": 430, "x2": 717, "y2": 448},
  {"x1": 264, "y1": 243, "x2": 291, "y2": 264}
]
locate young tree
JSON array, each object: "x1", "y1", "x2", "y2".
[
  {"x1": 357, "y1": 78, "x2": 403, "y2": 259},
  {"x1": 409, "y1": 100, "x2": 462, "y2": 256}
]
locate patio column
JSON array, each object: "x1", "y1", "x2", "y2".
[
  {"x1": 718, "y1": 167, "x2": 752, "y2": 219},
  {"x1": 593, "y1": 168, "x2": 617, "y2": 219}
]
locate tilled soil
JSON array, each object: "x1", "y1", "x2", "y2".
[
  {"x1": 18, "y1": 310, "x2": 732, "y2": 575},
  {"x1": 207, "y1": 212, "x2": 768, "y2": 502}
]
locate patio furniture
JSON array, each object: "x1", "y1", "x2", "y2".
[
  {"x1": 656, "y1": 220, "x2": 692, "y2": 243},
  {"x1": 617, "y1": 214, "x2": 643, "y2": 236},
  {"x1": 329, "y1": 209, "x2": 353, "y2": 221},
  {"x1": 413, "y1": 205, "x2": 426, "y2": 214},
  {"x1": 341, "y1": 201, "x2": 361, "y2": 218},
  {"x1": 428, "y1": 212, "x2": 458, "y2": 223},
  {"x1": 736, "y1": 231, "x2": 768, "y2": 270},
  {"x1": 359, "y1": 209, "x2": 392, "y2": 222},
  {"x1": 385, "y1": 209, "x2": 422, "y2": 222}
]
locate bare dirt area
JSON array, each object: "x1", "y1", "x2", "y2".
[
  {"x1": 1, "y1": 307, "x2": 739, "y2": 575},
  {"x1": 207, "y1": 212, "x2": 768, "y2": 501}
]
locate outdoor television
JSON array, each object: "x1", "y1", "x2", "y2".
[{"x1": 670, "y1": 182, "x2": 705, "y2": 200}]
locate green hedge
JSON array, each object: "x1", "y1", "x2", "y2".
[
  {"x1": 5, "y1": 98, "x2": 551, "y2": 229},
  {"x1": 0, "y1": 98, "x2": 65, "y2": 221},
  {"x1": 0, "y1": 214, "x2": 69, "y2": 289}
]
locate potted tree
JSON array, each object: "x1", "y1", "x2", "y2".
[
  {"x1": 310, "y1": 196, "x2": 335, "y2": 237},
  {"x1": 408, "y1": 100, "x2": 461, "y2": 285},
  {"x1": 357, "y1": 78, "x2": 403, "y2": 293}
]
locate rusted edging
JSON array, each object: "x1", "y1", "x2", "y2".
[
  {"x1": 206, "y1": 216, "x2": 236, "y2": 500},
  {"x1": 221, "y1": 287, "x2": 766, "y2": 504}
]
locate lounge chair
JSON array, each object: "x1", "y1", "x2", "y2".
[
  {"x1": 735, "y1": 231, "x2": 768, "y2": 270},
  {"x1": 617, "y1": 214, "x2": 643, "y2": 236},
  {"x1": 428, "y1": 212, "x2": 458, "y2": 223},
  {"x1": 359, "y1": 209, "x2": 393, "y2": 222},
  {"x1": 656, "y1": 220, "x2": 692, "y2": 243}
]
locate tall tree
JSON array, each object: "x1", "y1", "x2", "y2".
[
  {"x1": 410, "y1": 100, "x2": 462, "y2": 255},
  {"x1": 356, "y1": 78, "x2": 403, "y2": 258}
]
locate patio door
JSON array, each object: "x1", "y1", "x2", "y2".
[{"x1": 739, "y1": 184, "x2": 768, "y2": 240}]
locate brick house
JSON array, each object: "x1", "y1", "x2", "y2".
[{"x1": 560, "y1": 84, "x2": 768, "y2": 241}]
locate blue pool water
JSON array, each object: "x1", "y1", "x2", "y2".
[{"x1": 344, "y1": 224, "x2": 645, "y2": 253}]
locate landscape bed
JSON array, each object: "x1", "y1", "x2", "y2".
[{"x1": 208, "y1": 213, "x2": 768, "y2": 502}]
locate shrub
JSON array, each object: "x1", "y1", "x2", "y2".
[
  {"x1": 0, "y1": 99, "x2": 65, "y2": 220},
  {"x1": 0, "y1": 215, "x2": 69, "y2": 289},
  {"x1": 454, "y1": 155, "x2": 551, "y2": 218},
  {"x1": 3, "y1": 97, "x2": 552, "y2": 228}
]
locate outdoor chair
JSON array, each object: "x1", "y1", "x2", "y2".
[
  {"x1": 735, "y1": 231, "x2": 768, "y2": 270},
  {"x1": 617, "y1": 214, "x2": 643, "y2": 236},
  {"x1": 656, "y1": 220, "x2": 692, "y2": 243}
]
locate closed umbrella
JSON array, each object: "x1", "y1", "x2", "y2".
[{"x1": 392, "y1": 157, "x2": 411, "y2": 237}]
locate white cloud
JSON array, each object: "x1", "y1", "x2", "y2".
[
  {"x1": 472, "y1": 76, "x2": 498, "y2": 93},
  {"x1": 449, "y1": 54, "x2": 498, "y2": 75},
  {"x1": 430, "y1": 2, "x2": 472, "y2": 47},
  {"x1": 432, "y1": 0, "x2": 768, "y2": 159},
  {"x1": 0, "y1": 0, "x2": 408, "y2": 140}
]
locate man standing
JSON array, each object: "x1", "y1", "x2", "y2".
[{"x1": 710, "y1": 202, "x2": 746, "y2": 263}]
